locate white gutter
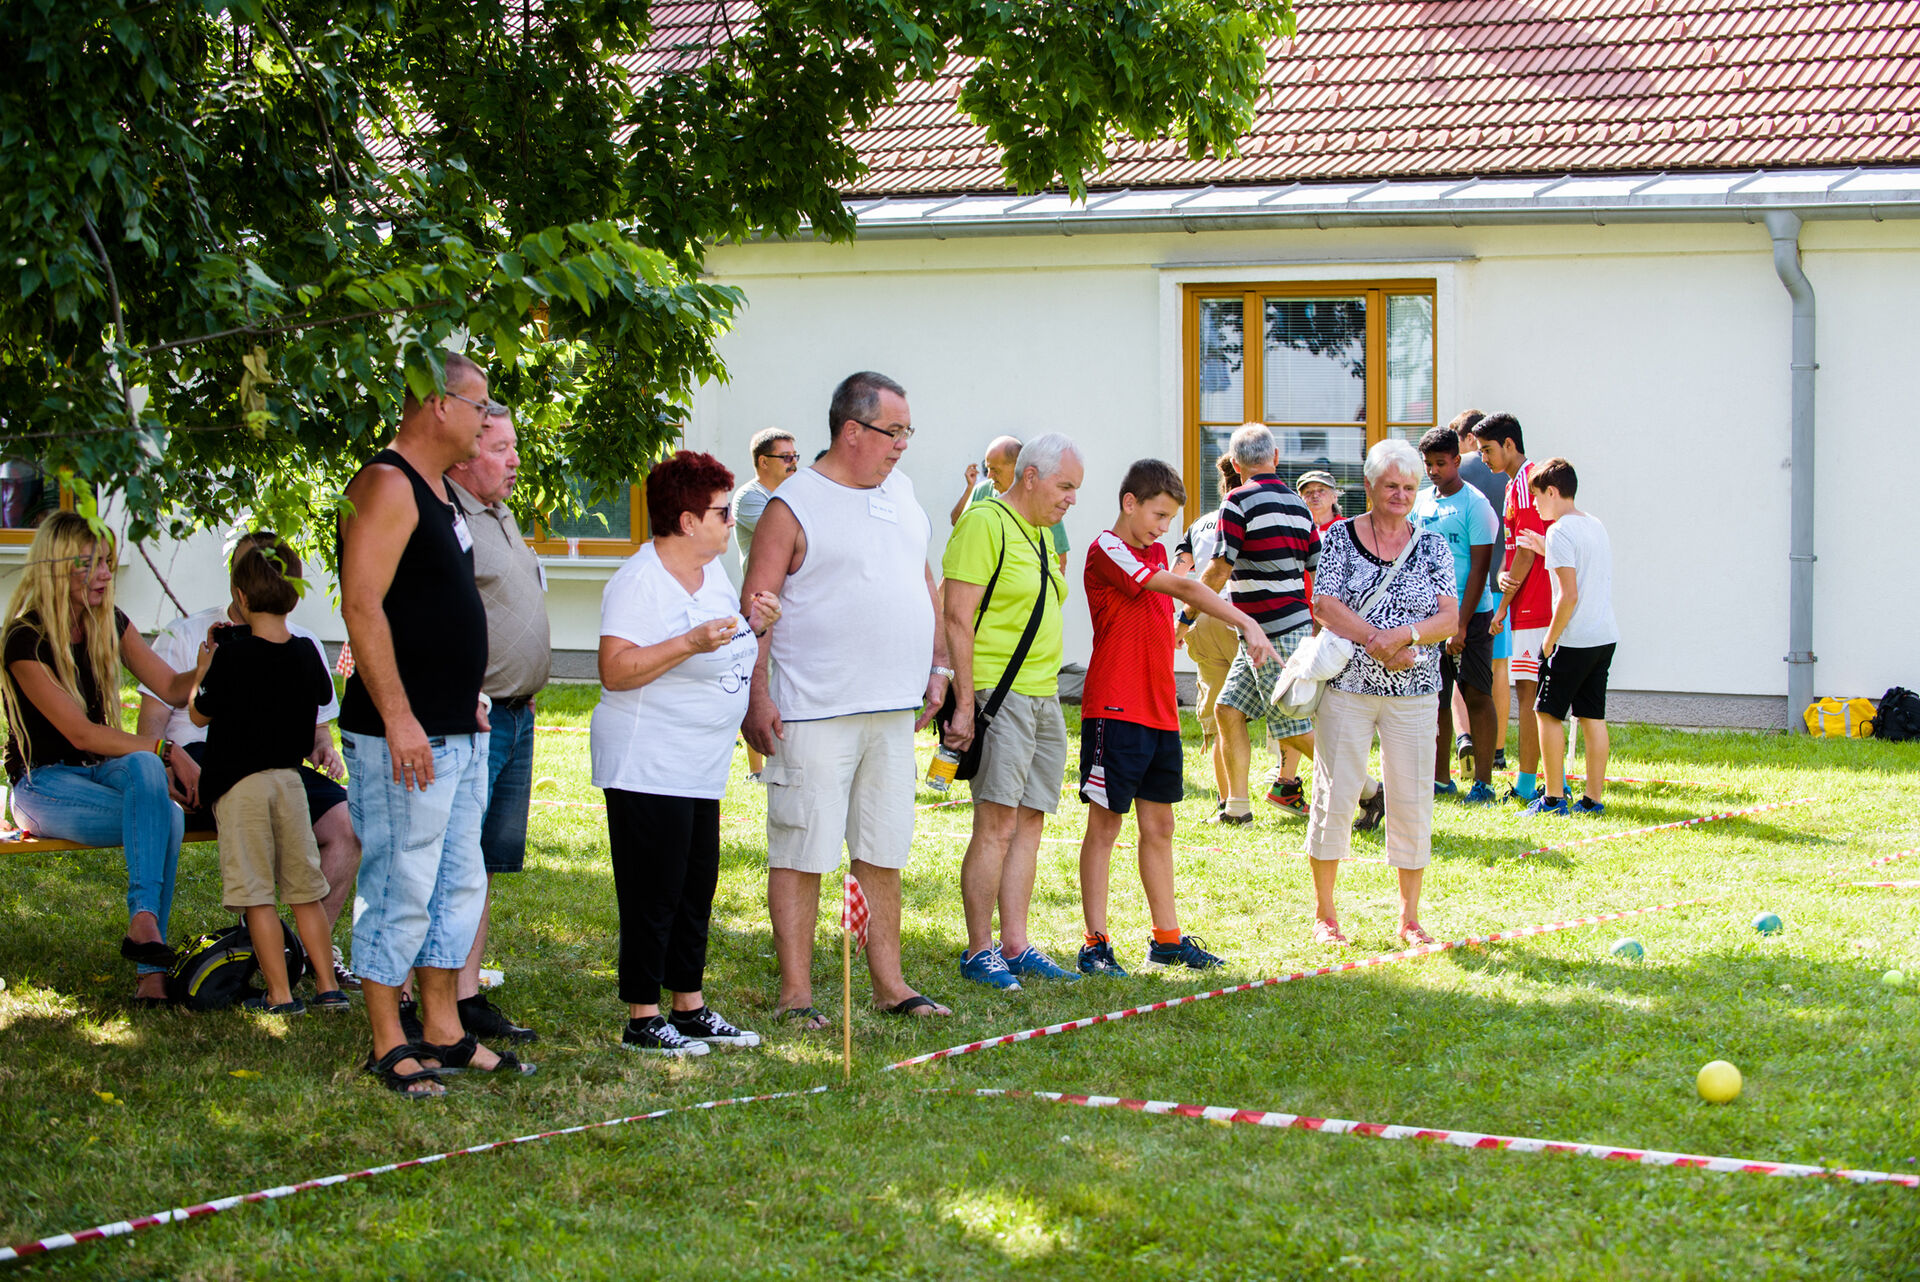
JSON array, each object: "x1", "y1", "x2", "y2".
[{"x1": 1762, "y1": 210, "x2": 1818, "y2": 732}]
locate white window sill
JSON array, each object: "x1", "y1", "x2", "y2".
[{"x1": 536, "y1": 554, "x2": 631, "y2": 580}]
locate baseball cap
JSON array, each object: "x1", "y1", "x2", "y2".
[{"x1": 1295, "y1": 470, "x2": 1340, "y2": 492}]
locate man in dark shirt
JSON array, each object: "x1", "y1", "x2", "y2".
[
  {"x1": 339, "y1": 351, "x2": 527, "y2": 1096},
  {"x1": 1452, "y1": 410, "x2": 1510, "y2": 768}
]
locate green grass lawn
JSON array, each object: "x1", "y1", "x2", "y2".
[{"x1": 2, "y1": 685, "x2": 1918, "y2": 1279}]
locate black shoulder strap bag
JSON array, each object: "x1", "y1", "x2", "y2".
[{"x1": 936, "y1": 500, "x2": 1055, "y2": 782}]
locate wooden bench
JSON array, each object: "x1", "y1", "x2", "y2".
[{"x1": 1, "y1": 829, "x2": 217, "y2": 854}]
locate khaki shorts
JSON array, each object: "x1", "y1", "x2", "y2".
[
  {"x1": 1187, "y1": 614, "x2": 1240, "y2": 736},
  {"x1": 213, "y1": 769, "x2": 329, "y2": 909},
  {"x1": 764, "y1": 710, "x2": 916, "y2": 875},
  {"x1": 973, "y1": 692, "x2": 1068, "y2": 813}
]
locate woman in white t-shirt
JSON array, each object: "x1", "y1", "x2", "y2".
[{"x1": 592, "y1": 451, "x2": 781, "y2": 1057}]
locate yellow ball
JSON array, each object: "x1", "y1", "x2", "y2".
[
  {"x1": 1696, "y1": 1059, "x2": 1742, "y2": 1104},
  {"x1": 533, "y1": 776, "x2": 561, "y2": 793}
]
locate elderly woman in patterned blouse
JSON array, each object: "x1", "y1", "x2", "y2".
[{"x1": 1306, "y1": 439, "x2": 1458, "y2": 946}]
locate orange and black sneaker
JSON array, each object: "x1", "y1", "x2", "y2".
[{"x1": 1265, "y1": 777, "x2": 1308, "y2": 818}]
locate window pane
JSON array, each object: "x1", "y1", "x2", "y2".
[
  {"x1": 1197, "y1": 298, "x2": 1245, "y2": 423},
  {"x1": 0, "y1": 458, "x2": 56, "y2": 530},
  {"x1": 1197, "y1": 425, "x2": 1233, "y2": 515},
  {"x1": 1264, "y1": 297, "x2": 1366, "y2": 424},
  {"x1": 547, "y1": 479, "x2": 632, "y2": 542},
  {"x1": 1387, "y1": 294, "x2": 1434, "y2": 424},
  {"x1": 1272, "y1": 426, "x2": 1367, "y2": 498}
]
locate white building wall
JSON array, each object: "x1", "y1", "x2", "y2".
[{"x1": 37, "y1": 215, "x2": 1915, "y2": 707}]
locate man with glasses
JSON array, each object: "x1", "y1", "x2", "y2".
[
  {"x1": 732, "y1": 428, "x2": 800, "y2": 568},
  {"x1": 339, "y1": 351, "x2": 527, "y2": 1097},
  {"x1": 742, "y1": 371, "x2": 953, "y2": 1026}
]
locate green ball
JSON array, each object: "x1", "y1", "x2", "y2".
[
  {"x1": 1883, "y1": 970, "x2": 1908, "y2": 988},
  {"x1": 1610, "y1": 938, "x2": 1645, "y2": 961},
  {"x1": 1752, "y1": 912, "x2": 1784, "y2": 936}
]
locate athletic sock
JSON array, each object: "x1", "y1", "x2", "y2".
[
  {"x1": 1225, "y1": 797, "x2": 1251, "y2": 818},
  {"x1": 1518, "y1": 771, "x2": 1538, "y2": 796},
  {"x1": 1084, "y1": 931, "x2": 1109, "y2": 947},
  {"x1": 1151, "y1": 927, "x2": 1182, "y2": 947}
]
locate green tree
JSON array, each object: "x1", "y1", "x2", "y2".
[{"x1": 0, "y1": 0, "x2": 1291, "y2": 554}]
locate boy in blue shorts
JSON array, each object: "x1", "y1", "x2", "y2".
[
  {"x1": 1075, "y1": 460, "x2": 1275, "y2": 975},
  {"x1": 1415, "y1": 426, "x2": 1500, "y2": 803}
]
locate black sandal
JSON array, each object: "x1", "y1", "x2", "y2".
[
  {"x1": 416, "y1": 1033, "x2": 535, "y2": 1077},
  {"x1": 120, "y1": 936, "x2": 178, "y2": 968},
  {"x1": 364, "y1": 1044, "x2": 445, "y2": 1098}
]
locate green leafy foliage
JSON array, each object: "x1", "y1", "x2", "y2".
[{"x1": 0, "y1": 0, "x2": 1291, "y2": 555}]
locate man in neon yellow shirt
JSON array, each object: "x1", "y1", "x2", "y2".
[{"x1": 942, "y1": 434, "x2": 1082, "y2": 989}]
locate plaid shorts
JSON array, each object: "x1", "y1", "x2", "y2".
[{"x1": 1216, "y1": 627, "x2": 1312, "y2": 739}]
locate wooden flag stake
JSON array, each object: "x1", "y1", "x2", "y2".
[{"x1": 841, "y1": 921, "x2": 853, "y2": 1083}]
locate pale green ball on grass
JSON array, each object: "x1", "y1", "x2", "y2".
[
  {"x1": 1610, "y1": 938, "x2": 1645, "y2": 961},
  {"x1": 534, "y1": 776, "x2": 561, "y2": 794},
  {"x1": 1882, "y1": 970, "x2": 1908, "y2": 988},
  {"x1": 1697, "y1": 1060, "x2": 1743, "y2": 1104}
]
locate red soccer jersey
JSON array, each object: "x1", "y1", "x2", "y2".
[
  {"x1": 1504, "y1": 459, "x2": 1554, "y2": 629},
  {"x1": 1082, "y1": 531, "x2": 1179, "y2": 732}
]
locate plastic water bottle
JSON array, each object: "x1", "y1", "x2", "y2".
[{"x1": 926, "y1": 745, "x2": 960, "y2": 792}]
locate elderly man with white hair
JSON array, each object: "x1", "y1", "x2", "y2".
[
  {"x1": 941, "y1": 433, "x2": 1082, "y2": 990},
  {"x1": 1306, "y1": 438, "x2": 1458, "y2": 946},
  {"x1": 1200, "y1": 424, "x2": 1323, "y2": 825}
]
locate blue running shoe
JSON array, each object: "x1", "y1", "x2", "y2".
[
  {"x1": 959, "y1": 947, "x2": 1022, "y2": 990},
  {"x1": 1572, "y1": 796, "x2": 1606, "y2": 816},
  {"x1": 1145, "y1": 935, "x2": 1226, "y2": 970},
  {"x1": 1462, "y1": 781, "x2": 1497, "y2": 806},
  {"x1": 1004, "y1": 944, "x2": 1081, "y2": 982},
  {"x1": 1524, "y1": 794, "x2": 1569, "y2": 817},
  {"x1": 1502, "y1": 782, "x2": 1539, "y2": 803},
  {"x1": 1077, "y1": 937, "x2": 1129, "y2": 977},
  {"x1": 1434, "y1": 780, "x2": 1459, "y2": 799}
]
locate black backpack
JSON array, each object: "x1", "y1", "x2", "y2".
[
  {"x1": 165, "y1": 918, "x2": 308, "y2": 1011},
  {"x1": 1873, "y1": 688, "x2": 1920, "y2": 742}
]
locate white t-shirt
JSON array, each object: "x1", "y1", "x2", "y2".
[
  {"x1": 1544, "y1": 511, "x2": 1619, "y2": 649},
  {"x1": 138, "y1": 605, "x2": 338, "y2": 746},
  {"x1": 590, "y1": 543, "x2": 761, "y2": 799}
]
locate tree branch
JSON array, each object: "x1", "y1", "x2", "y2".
[
  {"x1": 79, "y1": 206, "x2": 139, "y2": 432},
  {"x1": 135, "y1": 539, "x2": 190, "y2": 618},
  {"x1": 136, "y1": 304, "x2": 413, "y2": 359}
]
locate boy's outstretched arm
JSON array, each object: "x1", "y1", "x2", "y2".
[{"x1": 1151, "y1": 572, "x2": 1279, "y2": 668}]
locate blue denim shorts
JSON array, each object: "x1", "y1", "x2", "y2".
[{"x1": 343, "y1": 730, "x2": 489, "y2": 988}]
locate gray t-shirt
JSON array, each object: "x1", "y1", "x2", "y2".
[
  {"x1": 1458, "y1": 453, "x2": 1506, "y2": 543},
  {"x1": 732, "y1": 479, "x2": 773, "y2": 563},
  {"x1": 1544, "y1": 511, "x2": 1618, "y2": 649}
]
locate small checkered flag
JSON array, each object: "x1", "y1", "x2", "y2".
[
  {"x1": 841, "y1": 873, "x2": 869, "y2": 952},
  {"x1": 334, "y1": 641, "x2": 355, "y2": 678}
]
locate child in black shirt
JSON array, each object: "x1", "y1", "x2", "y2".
[{"x1": 190, "y1": 536, "x2": 342, "y2": 1014}]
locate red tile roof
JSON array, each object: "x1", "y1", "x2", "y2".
[{"x1": 824, "y1": 0, "x2": 1920, "y2": 195}]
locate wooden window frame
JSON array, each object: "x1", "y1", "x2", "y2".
[
  {"x1": 526, "y1": 482, "x2": 649, "y2": 556},
  {"x1": 1181, "y1": 278, "x2": 1438, "y2": 523},
  {"x1": 0, "y1": 476, "x2": 77, "y2": 545}
]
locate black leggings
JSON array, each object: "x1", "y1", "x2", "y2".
[{"x1": 605, "y1": 789, "x2": 720, "y2": 1006}]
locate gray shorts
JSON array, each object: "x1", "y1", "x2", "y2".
[
  {"x1": 1216, "y1": 627, "x2": 1313, "y2": 739},
  {"x1": 973, "y1": 692, "x2": 1068, "y2": 813}
]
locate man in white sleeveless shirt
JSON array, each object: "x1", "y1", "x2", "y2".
[{"x1": 742, "y1": 371, "x2": 954, "y2": 1024}]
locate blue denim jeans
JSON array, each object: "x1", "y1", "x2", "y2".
[
  {"x1": 481, "y1": 701, "x2": 536, "y2": 874},
  {"x1": 342, "y1": 730, "x2": 489, "y2": 988},
  {"x1": 10, "y1": 753, "x2": 185, "y2": 975}
]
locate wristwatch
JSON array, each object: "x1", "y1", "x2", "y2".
[
  {"x1": 931, "y1": 665, "x2": 955, "y2": 681},
  {"x1": 1408, "y1": 622, "x2": 1422, "y2": 646}
]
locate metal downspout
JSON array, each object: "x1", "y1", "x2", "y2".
[{"x1": 1762, "y1": 210, "x2": 1817, "y2": 731}]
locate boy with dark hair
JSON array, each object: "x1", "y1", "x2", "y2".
[
  {"x1": 1414, "y1": 426, "x2": 1500, "y2": 803},
  {"x1": 190, "y1": 537, "x2": 345, "y2": 1014},
  {"x1": 1076, "y1": 459, "x2": 1276, "y2": 975},
  {"x1": 1475, "y1": 412, "x2": 1554, "y2": 801},
  {"x1": 1520, "y1": 458, "x2": 1617, "y2": 817}
]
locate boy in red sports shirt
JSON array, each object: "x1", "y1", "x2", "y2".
[
  {"x1": 1076, "y1": 460, "x2": 1276, "y2": 975},
  {"x1": 1476, "y1": 413, "x2": 1556, "y2": 801}
]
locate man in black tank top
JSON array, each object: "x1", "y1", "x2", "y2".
[{"x1": 339, "y1": 351, "x2": 528, "y2": 1096}]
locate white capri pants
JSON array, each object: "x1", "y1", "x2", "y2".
[{"x1": 1306, "y1": 687, "x2": 1438, "y2": 870}]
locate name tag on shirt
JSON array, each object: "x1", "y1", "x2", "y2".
[
  {"x1": 451, "y1": 514, "x2": 474, "y2": 552},
  {"x1": 536, "y1": 562, "x2": 549, "y2": 592},
  {"x1": 869, "y1": 494, "x2": 897, "y2": 524}
]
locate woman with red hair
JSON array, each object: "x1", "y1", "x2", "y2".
[{"x1": 591, "y1": 451, "x2": 781, "y2": 1056}]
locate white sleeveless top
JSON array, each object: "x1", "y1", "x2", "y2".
[{"x1": 769, "y1": 466, "x2": 935, "y2": 721}]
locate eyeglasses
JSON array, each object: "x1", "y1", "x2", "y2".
[
  {"x1": 767, "y1": 451, "x2": 801, "y2": 463},
  {"x1": 706, "y1": 504, "x2": 734, "y2": 522},
  {"x1": 445, "y1": 391, "x2": 510, "y2": 417},
  {"x1": 854, "y1": 418, "x2": 914, "y2": 443}
]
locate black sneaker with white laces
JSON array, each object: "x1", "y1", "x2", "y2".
[
  {"x1": 458, "y1": 994, "x2": 539, "y2": 1044},
  {"x1": 621, "y1": 1015, "x2": 711, "y2": 1057},
  {"x1": 668, "y1": 1005, "x2": 762, "y2": 1048}
]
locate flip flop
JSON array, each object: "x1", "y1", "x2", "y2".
[
  {"x1": 1312, "y1": 918, "x2": 1349, "y2": 946},
  {"x1": 881, "y1": 994, "x2": 951, "y2": 1018},
  {"x1": 776, "y1": 1005, "x2": 831, "y2": 1031}
]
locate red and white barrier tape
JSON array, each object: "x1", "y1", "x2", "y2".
[
  {"x1": 883, "y1": 897, "x2": 1710, "y2": 1071},
  {"x1": 0, "y1": 1086, "x2": 828, "y2": 1264},
  {"x1": 1516, "y1": 797, "x2": 1815, "y2": 860},
  {"x1": 969, "y1": 1089, "x2": 1918, "y2": 1188},
  {"x1": 534, "y1": 725, "x2": 590, "y2": 735},
  {"x1": 1860, "y1": 848, "x2": 1917, "y2": 871},
  {"x1": 1845, "y1": 881, "x2": 1920, "y2": 889},
  {"x1": 1497, "y1": 770, "x2": 1711, "y2": 789}
]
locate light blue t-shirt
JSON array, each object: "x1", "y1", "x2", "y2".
[{"x1": 1413, "y1": 482, "x2": 1499, "y2": 613}]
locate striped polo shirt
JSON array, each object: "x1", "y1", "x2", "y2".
[{"x1": 1215, "y1": 473, "x2": 1319, "y2": 639}]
